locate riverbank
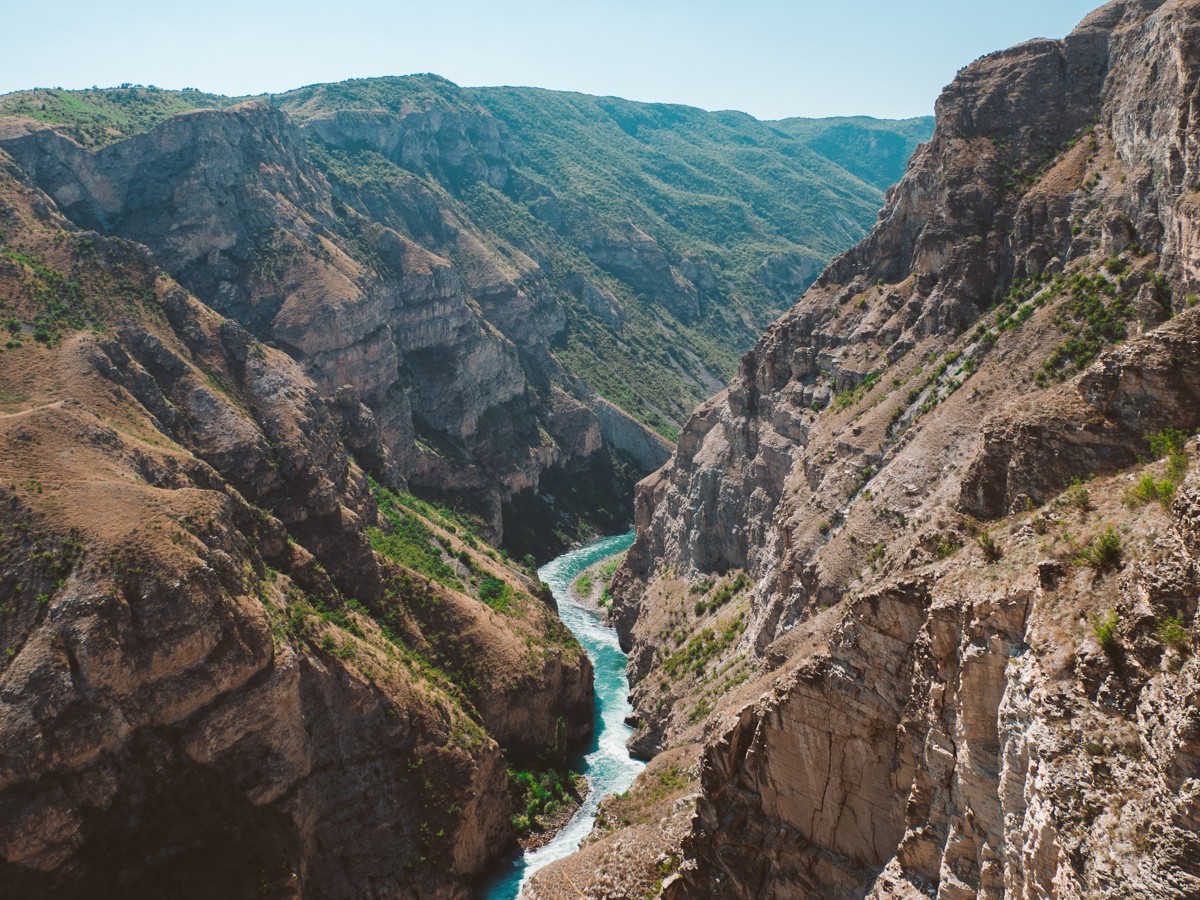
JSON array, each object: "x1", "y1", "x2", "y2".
[{"x1": 567, "y1": 548, "x2": 628, "y2": 616}]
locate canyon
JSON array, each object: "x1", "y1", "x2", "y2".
[
  {"x1": 0, "y1": 68, "x2": 925, "y2": 898},
  {"x1": 4, "y1": 0, "x2": 1200, "y2": 897},
  {"x1": 0, "y1": 78, "x2": 929, "y2": 558}
]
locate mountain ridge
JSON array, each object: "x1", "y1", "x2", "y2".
[{"x1": 0, "y1": 77, "x2": 931, "y2": 558}]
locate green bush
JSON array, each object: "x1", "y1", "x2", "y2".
[
  {"x1": 508, "y1": 767, "x2": 575, "y2": 836},
  {"x1": 1167, "y1": 451, "x2": 1189, "y2": 483},
  {"x1": 573, "y1": 571, "x2": 594, "y2": 597},
  {"x1": 1156, "y1": 616, "x2": 1191, "y2": 652},
  {"x1": 478, "y1": 576, "x2": 513, "y2": 613},
  {"x1": 1066, "y1": 480, "x2": 1092, "y2": 512},
  {"x1": 935, "y1": 536, "x2": 962, "y2": 560},
  {"x1": 1092, "y1": 609, "x2": 1119, "y2": 654},
  {"x1": 1149, "y1": 427, "x2": 1190, "y2": 461},
  {"x1": 1076, "y1": 526, "x2": 1122, "y2": 572},
  {"x1": 977, "y1": 531, "x2": 1002, "y2": 563},
  {"x1": 1127, "y1": 473, "x2": 1177, "y2": 509}
]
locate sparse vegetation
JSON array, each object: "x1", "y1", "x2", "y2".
[
  {"x1": 1126, "y1": 472, "x2": 1177, "y2": 509},
  {"x1": 573, "y1": 571, "x2": 594, "y2": 597},
  {"x1": 1156, "y1": 616, "x2": 1192, "y2": 653},
  {"x1": 936, "y1": 536, "x2": 963, "y2": 560},
  {"x1": 1066, "y1": 480, "x2": 1093, "y2": 512},
  {"x1": 834, "y1": 370, "x2": 882, "y2": 411},
  {"x1": 368, "y1": 480, "x2": 463, "y2": 589},
  {"x1": 663, "y1": 614, "x2": 746, "y2": 677},
  {"x1": 694, "y1": 572, "x2": 749, "y2": 616},
  {"x1": 1036, "y1": 271, "x2": 1137, "y2": 386}
]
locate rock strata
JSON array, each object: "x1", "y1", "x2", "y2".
[
  {"x1": 568, "y1": 2, "x2": 1200, "y2": 898},
  {"x1": 0, "y1": 154, "x2": 590, "y2": 898}
]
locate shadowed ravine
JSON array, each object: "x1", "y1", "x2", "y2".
[{"x1": 480, "y1": 532, "x2": 643, "y2": 899}]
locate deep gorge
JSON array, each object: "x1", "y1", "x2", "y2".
[{"x1": 3, "y1": 1, "x2": 1200, "y2": 898}]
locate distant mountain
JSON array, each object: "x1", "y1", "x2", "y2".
[
  {"x1": 0, "y1": 77, "x2": 930, "y2": 556},
  {"x1": 770, "y1": 114, "x2": 938, "y2": 190}
]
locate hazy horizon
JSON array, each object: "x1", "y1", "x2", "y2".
[{"x1": 3, "y1": 0, "x2": 1100, "y2": 120}]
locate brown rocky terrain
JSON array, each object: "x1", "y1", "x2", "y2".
[
  {"x1": 0, "y1": 79, "x2": 928, "y2": 562},
  {"x1": 0, "y1": 100, "x2": 668, "y2": 560},
  {"x1": 554, "y1": 1, "x2": 1200, "y2": 897},
  {"x1": 0, "y1": 150, "x2": 592, "y2": 897}
]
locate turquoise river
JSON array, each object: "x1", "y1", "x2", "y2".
[{"x1": 480, "y1": 531, "x2": 644, "y2": 899}]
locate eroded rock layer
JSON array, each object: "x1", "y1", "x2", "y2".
[
  {"x1": 577, "y1": 2, "x2": 1200, "y2": 898},
  {"x1": 0, "y1": 152, "x2": 590, "y2": 898}
]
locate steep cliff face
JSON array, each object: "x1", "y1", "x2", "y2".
[
  {"x1": 0, "y1": 79, "x2": 932, "y2": 555},
  {"x1": 0, "y1": 153, "x2": 591, "y2": 897},
  {"x1": 586, "y1": 1, "x2": 1200, "y2": 897},
  {"x1": 0, "y1": 100, "x2": 660, "y2": 557}
]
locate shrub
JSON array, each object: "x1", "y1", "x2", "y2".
[
  {"x1": 1127, "y1": 473, "x2": 1177, "y2": 509},
  {"x1": 935, "y1": 536, "x2": 963, "y2": 560},
  {"x1": 1066, "y1": 480, "x2": 1092, "y2": 512},
  {"x1": 508, "y1": 767, "x2": 575, "y2": 836},
  {"x1": 1092, "y1": 609, "x2": 1119, "y2": 654},
  {"x1": 977, "y1": 531, "x2": 1002, "y2": 563},
  {"x1": 1076, "y1": 526, "x2": 1122, "y2": 572},
  {"x1": 1156, "y1": 616, "x2": 1191, "y2": 653},
  {"x1": 478, "y1": 576, "x2": 513, "y2": 613},
  {"x1": 1148, "y1": 427, "x2": 1189, "y2": 460},
  {"x1": 573, "y1": 571, "x2": 593, "y2": 597},
  {"x1": 1167, "y1": 451, "x2": 1189, "y2": 483}
]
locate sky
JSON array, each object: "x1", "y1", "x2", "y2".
[{"x1": 3, "y1": 0, "x2": 1102, "y2": 120}]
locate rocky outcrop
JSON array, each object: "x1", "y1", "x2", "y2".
[
  {"x1": 593, "y1": 2, "x2": 1200, "y2": 897},
  {"x1": 0, "y1": 156, "x2": 591, "y2": 897},
  {"x1": 672, "y1": 475, "x2": 1200, "y2": 898},
  {"x1": 0, "y1": 101, "x2": 634, "y2": 555}
]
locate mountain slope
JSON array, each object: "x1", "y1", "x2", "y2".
[
  {"x1": 540, "y1": 1, "x2": 1200, "y2": 897},
  {"x1": 0, "y1": 81, "x2": 929, "y2": 558},
  {"x1": 0, "y1": 147, "x2": 594, "y2": 898}
]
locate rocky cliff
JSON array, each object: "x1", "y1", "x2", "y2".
[
  {"x1": 0, "y1": 100, "x2": 646, "y2": 559},
  {"x1": 0, "y1": 79, "x2": 930, "y2": 557},
  {"x1": 0, "y1": 151, "x2": 591, "y2": 897},
  {"x1": 559, "y1": 1, "x2": 1200, "y2": 897}
]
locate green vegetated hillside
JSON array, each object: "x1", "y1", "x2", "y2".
[
  {"x1": 0, "y1": 85, "x2": 237, "y2": 148},
  {"x1": 770, "y1": 115, "x2": 937, "y2": 191},
  {"x1": 1, "y1": 79, "x2": 931, "y2": 439},
  {"x1": 276, "y1": 77, "x2": 932, "y2": 436}
]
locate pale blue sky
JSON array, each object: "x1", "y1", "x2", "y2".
[{"x1": 4, "y1": 0, "x2": 1101, "y2": 120}]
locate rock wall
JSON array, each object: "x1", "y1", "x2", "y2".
[
  {"x1": 0, "y1": 155, "x2": 591, "y2": 897},
  {"x1": 0, "y1": 102, "x2": 632, "y2": 553},
  {"x1": 596, "y1": 2, "x2": 1200, "y2": 897}
]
